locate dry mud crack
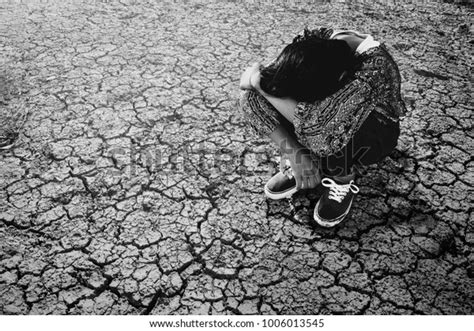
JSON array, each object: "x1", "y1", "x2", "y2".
[{"x1": 0, "y1": 1, "x2": 472, "y2": 315}]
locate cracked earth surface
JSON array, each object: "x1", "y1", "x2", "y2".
[{"x1": 0, "y1": 0, "x2": 473, "y2": 315}]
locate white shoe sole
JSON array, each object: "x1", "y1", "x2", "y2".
[
  {"x1": 313, "y1": 197, "x2": 354, "y2": 227},
  {"x1": 264, "y1": 184, "x2": 297, "y2": 200}
]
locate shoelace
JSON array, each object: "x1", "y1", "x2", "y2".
[
  {"x1": 280, "y1": 157, "x2": 294, "y2": 179},
  {"x1": 321, "y1": 178, "x2": 359, "y2": 203},
  {"x1": 282, "y1": 167, "x2": 294, "y2": 179}
]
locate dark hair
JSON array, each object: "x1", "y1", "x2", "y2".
[{"x1": 260, "y1": 29, "x2": 358, "y2": 102}]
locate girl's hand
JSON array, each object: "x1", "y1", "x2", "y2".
[
  {"x1": 286, "y1": 149, "x2": 320, "y2": 190},
  {"x1": 239, "y1": 62, "x2": 261, "y2": 90},
  {"x1": 249, "y1": 66, "x2": 261, "y2": 91}
]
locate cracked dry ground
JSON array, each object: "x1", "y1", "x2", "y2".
[{"x1": 0, "y1": 1, "x2": 473, "y2": 315}]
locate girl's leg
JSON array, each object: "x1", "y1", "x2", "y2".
[
  {"x1": 240, "y1": 90, "x2": 319, "y2": 198},
  {"x1": 240, "y1": 89, "x2": 311, "y2": 159},
  {"x1": 314, "y1": 111, "x2": 400, "y2": 227}
]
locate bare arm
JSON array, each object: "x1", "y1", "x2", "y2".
[
  {"x1": 240, "y1": 63, "x2": 298, "y2": 124},
  {"x1": 250, "y1": 72, "x2": 298, "y2": 124}
]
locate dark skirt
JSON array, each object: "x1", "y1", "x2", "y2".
[
  {"x1": 319, "y1": 110, "x2": 399, "y2": 177},
  {"x1": 240, "y1": 90, "x2": 400, "y2": 177}
]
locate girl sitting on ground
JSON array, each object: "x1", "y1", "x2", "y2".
[{"x1": 239, "y1": 27, "x2": 406, "y2": 227}]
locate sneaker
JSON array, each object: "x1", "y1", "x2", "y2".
[
  {"x1": 313, "y1": 177, "x2": 359, "y2": 227},
  {"x1": 264, "y1": 167, "x2": 297, "y2": 200}
]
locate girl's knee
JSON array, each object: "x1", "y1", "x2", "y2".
[
  {"x1": 238, "y1": 90, "x2": 281, "y2": 137},
  {"x1": 239, "y1": 89, "x2": 259, "y2": 113}
]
